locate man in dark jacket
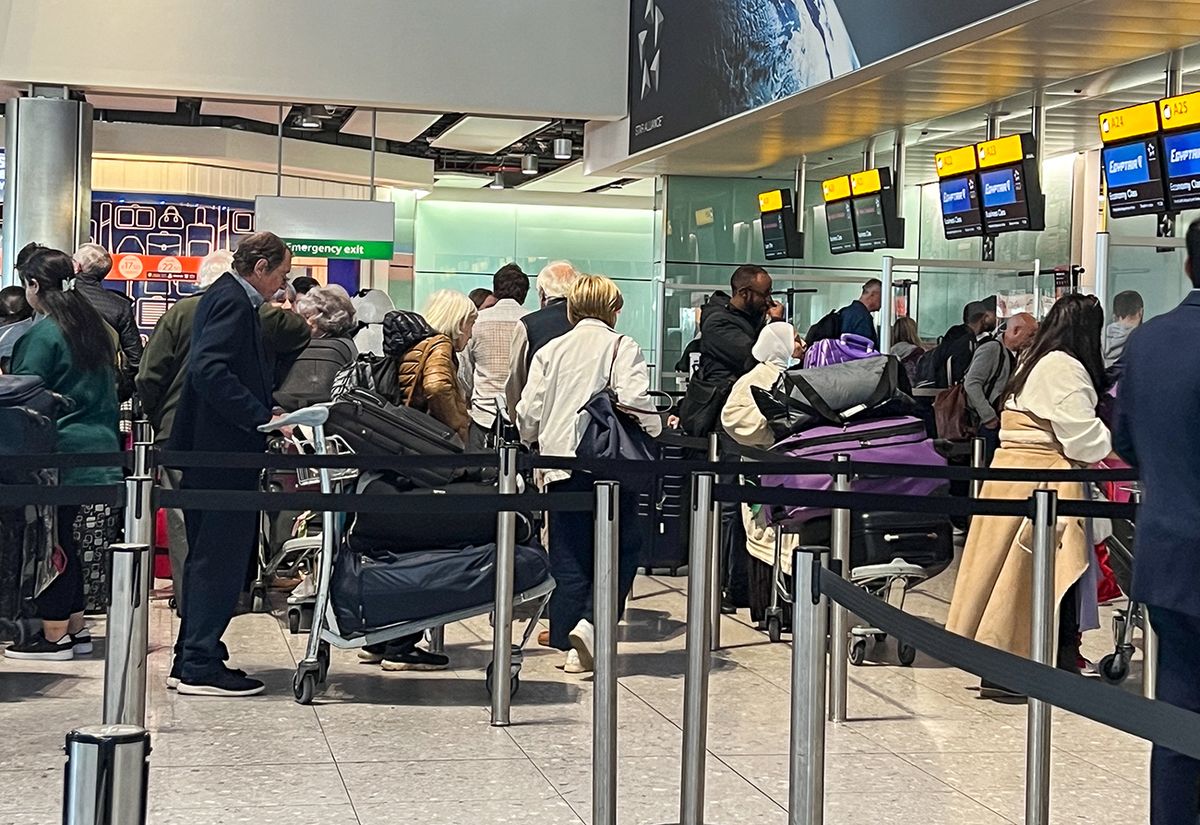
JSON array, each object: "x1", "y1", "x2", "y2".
[
  {"x1": 838, "y1": 278, "x2": 882, "y2": 346},
  {"x1": 506, "y1": 260, "x2": 579, "y2": 415},
  {"x1": 922, "y1": 298, "x2": 996, "y2": 388},
  {"x1": 1113, "y1": 220, "x2": 1200, "y2": 825},
  {"x1": 698, "y1": 265, "x2": 781, "y2": 385},
  {"x1": 72, "y1": 243, "x2": 143, "y2": 396},
  {"x1": 168, "y1": 232, "x2": 291, "y2": 697}
]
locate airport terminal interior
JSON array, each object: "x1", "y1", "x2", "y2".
[{"x1": 1, "y1": 0, "x2": 1199, "y2": 823}]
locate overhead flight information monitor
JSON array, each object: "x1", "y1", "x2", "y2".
[
  {"x1": 934, "y1": 145, "x2": 984, "y2": 239},
  {"x1": 1159, "y1": 91, "x2": 1200, "y2": 211},
  {"x1": 849, "y1": 168, "x2": 904, "y2": 251},
  {"x1": 1098, "y1": 102, "x2": 1167, "y2": 217},
  {"x1": 756, "y1": 188, "x2": 803, "y2": 259},
  {"x1": 821, "y1": 176, "x2": 857, "y2": 254},
  {"x1": 975, "y1": 133, "x2": 1045, "y2": 234}
]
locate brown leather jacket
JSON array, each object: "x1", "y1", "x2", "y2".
[{"x1": 395, "y1": 334, "x2": 470, "y2": 442}]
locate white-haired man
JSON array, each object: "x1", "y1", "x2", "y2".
[
  {"x1": 136, "y1": 248, "x2": 309, "y2": 620},
  {"x1": 73, "y1": 243, "x2": 143, "y2": 396},
  {"x1": 505, "y1": 260, "x2": 579, "y2": 414}
]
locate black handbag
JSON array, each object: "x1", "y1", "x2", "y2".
[
  {"x1": 576, "y1": 337, "x2": 659, "y2": 463},
  {"x1": 677, "y1": 373, "x2": 734, "y2": 436}
]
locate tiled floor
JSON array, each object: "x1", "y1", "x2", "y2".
[{"x1": 1, "y1": 556, "x2": 1151, "y2": 824}]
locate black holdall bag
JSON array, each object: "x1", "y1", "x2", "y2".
[
  {"x1": 677, "y1": 373, "x2": 734, "y2": 436},
  {"x1": 0, "y1": 375, "x2": 70, "y2": 478},
  {"x1": 751, "y1": 355, "x2": 912, "y2": 439},
  {"x1": 805, "y1": 308, "x2": 843, "y2": 345}
]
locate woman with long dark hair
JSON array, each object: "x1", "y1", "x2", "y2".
[
  {"x1": 4, "y1": 243, "x2": 121, "y2": 661},
  {"x1": 947, "y1": 294, "x2": 1113, "y2": 699}
]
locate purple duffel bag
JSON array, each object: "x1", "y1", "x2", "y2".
[
  {"x1": 758, "y1": 415, "x2": 948, "y2": 526},
  {"x1": 802, "y1": 333, "x2": 878, "y2": 369}
]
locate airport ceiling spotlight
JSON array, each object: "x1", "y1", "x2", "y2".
[
  {"x1": 553, "y1": 137, "x2": 573, "y2": 160},
  {"x1": 521, "y1": 152, "x2": 539, "y2": 175},
  {"x1": 297, "y1": 104, "x2": 335, "y2": 130},
  {"x1": 490, "y1": 171, "x2": 506, "y2": 190}
]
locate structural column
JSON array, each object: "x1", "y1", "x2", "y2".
[{"x1": 2, "y1": 89, "x2": 92, "y2": 286}]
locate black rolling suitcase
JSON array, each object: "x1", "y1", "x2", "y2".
[
  {"x1": 325, "y1": 388, "x2": 465, "y2": 489},
  {"x1": 637, "y1": 440, "x2": 691, "y2": 574},
  {"x1": 347, "y1": 476, "x2": 533, "y2": 553}
]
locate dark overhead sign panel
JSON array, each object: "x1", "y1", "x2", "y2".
[
  {"x1": 757, "y1": 188, "x2": 803, "y2": 259},
  {"x1": 821, "y1": 169, "x2": 903, "y2": 254},
  {"x1": 628, "y1": 0, "x2": 1030, "y2": 153},
  {"x1": 934, "y1": 145, "x2": 984, "y2": 239},
  {"x1": 976, "y1": 133, "x2": 1045, "y2": 234},
  {"x1": 1098, "y1": 101, "x2": 1168, "y2": 218}
]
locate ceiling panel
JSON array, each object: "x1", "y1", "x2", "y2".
[
  {"x1": 199, "y1": 100, "x2": 286, "y2": 123},
  {"x1": 433, "y1": 173, "x2": 491, "y2": 189},
  {"x1": 86, "y1": 94, "x2": 176, "y2": 113},
  {"x1": 600, "y1": 177, "x2": 656, "y2": 197},
  {"x1": 517, "y1": 160, "x2": 621, "y2": 193},
  {"x1": 430, "y1": 116, "x2": 549, "y2": 154},
  {"x1": 341, "y1": 110, "x2": 441, "y2": 143},
  {"x1": 607, "y1": 0, "x2": 1200, "y2": 182}
]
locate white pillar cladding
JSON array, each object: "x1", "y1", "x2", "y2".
[{"x1": 2, "y1": 92, "x2": 92, "y2": 286}]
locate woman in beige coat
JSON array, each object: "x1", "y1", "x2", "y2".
[
  {"x1": 946, "y1": 294, "x2": 1112, "y2": 699},
  {"x1": 720, "y1": 321, "x2": 803, "y2": 448}
]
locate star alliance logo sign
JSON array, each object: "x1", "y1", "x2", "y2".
[{"x1": 638, "y1": 0, "x2": 663, "y2": 100}]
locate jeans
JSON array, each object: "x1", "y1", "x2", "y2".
[
  {"x1": 1147, "y1": 605, "x2": 1200, "y2": 825},
  {"x1": 545, "y1": 473, "x2": 642, "y2": 651}
]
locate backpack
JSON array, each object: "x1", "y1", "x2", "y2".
[
  {"x1": 805, "y1": 309, "x2": 842, "y2": 345},
  {"x1": 331, "y1": 352, "x2": 400, "y2": 402}
]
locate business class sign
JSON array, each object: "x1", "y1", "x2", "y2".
[{"x1": 254, "y1": 196, "x2": 396, "y2": 260}]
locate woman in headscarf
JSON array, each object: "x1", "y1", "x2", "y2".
[{"x1": 720, "y1": 321, "x2": 803, "y2": 448}]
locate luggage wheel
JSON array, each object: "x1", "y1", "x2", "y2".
[
  {"x1": 1098, "y1": 651, "x2": 1131, "y2": 685},
  {"x1": 485, "y1": 660, "x2": 521, "y2": 699},
  {"x1": 849, "y1": 638, "x2": 868, "y2": 666},
  {"x1": 250, "y1": 585, "x2": 269, "y2": 614},
  {"x1": 293, "y1": 660, "x2": 322, "y2": 705},
  {"x1": 765, "y1": 609, "x2": 784, "y2": 644},
  {"x1": 287, "y1": 604, "x2": 313, "y2": 635}
]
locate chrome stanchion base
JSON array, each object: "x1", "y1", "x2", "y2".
[{"x1": 64, "y1": 725, "x2": 151, "y2": 825}]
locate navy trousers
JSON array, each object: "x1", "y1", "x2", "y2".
[
  {"x1": 1148, "y1": 605, "x2": 1200, "y2": 825},
  {"x1": 175, "y1": 468, "x2": 260, "y2": 680},
  {"x1": 546, "y1": 473, "x2": 641, "y2": 651}
]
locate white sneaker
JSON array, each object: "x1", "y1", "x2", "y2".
[
  {"x1": 568, "y1": 620, "x2": 595, "y2": 672},
  {"x1": 563, "y1": 649, "x2": 588, "y2": 674},
  {"x1": 70, "y1": 628, "x2": 93, "y2": 656}
]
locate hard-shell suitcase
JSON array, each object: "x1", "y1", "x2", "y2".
[
  {"x1": 851, "y1": 510, "x2": 953, "y2": 577},
  {"x1": 331, "y1": 541, "x2": 551, "y2": 636},
  {"x1": 325, "y1": 388, "x2": 464, "y2": 489},
  {"x1": 347, "y1": 476, "x2": 533, "y2": 553},
  {"x1": 802, "y1": 334, "x2": 878, "y2": 369},
  {"x1": 637, "y1": 440, "x2": 692, "y2": 574}
]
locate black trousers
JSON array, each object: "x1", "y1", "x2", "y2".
[
  {"x1": 175, "y1": 468, "x2": 260, "y2": 680},
  {"x1": 36, "y1": 505, "x2": 84, "y2": 622},
  {"x1": 546, "y1": 473, "x2": 641, "y2": 651},
  {"x1": 1148, "y1": 605, "x2": 1200, "y2": 825}
]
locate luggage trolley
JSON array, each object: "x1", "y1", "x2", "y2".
[{"x1": 259, "y1": 405, "x2": 553, "y2": 705}]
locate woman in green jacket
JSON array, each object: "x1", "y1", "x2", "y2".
[{"x1": 5, "y1": 244, "x2": 121, "y2": 661}]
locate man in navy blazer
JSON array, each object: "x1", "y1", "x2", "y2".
[
  {"x1": 169, "y1": 232, "x2": 291, "y2": 697},
  {"x1": 1114, "y1": 219, "x2": 1200, "y2": 824}
]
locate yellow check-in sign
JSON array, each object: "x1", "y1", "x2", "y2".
[
  {"x1": 821, "y1": 176, "x2": 852, "y2": 202},
  {"x1": 1098, "y1": 102, "x2": 1160, "y2": 143}
]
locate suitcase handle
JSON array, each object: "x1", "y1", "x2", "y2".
[{"x1": 883, "y1": 532, "x2": 939, "y2": 542}]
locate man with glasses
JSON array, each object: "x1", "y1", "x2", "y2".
[{"x1": 696, "y1": 264, "x2": 783, "y2": 388}]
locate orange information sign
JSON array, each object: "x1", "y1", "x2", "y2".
[{"x1": 106, "y1": 254, "x2": 203, "y2": 282}]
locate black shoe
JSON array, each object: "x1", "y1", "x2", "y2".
[
  {"x1": 168, "y1": 659, "x2": 245, "y2": 690},
  {"x1": 4, "y1": 633, "x2": 75, "y2": 661},
  {"x1": 177, "y1": 668, "x2": 265, "y2": 697},
  {"x1": 380, "y1": 647, "x2": 449, "y2": 672}
]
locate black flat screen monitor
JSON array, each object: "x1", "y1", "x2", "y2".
[
  {"x1": 761, "y1": 210, "x2": 790, "y2": 260},
  {"x1": 939, "y1": 174, "x2": 985, "y2": 238},
  {"x1": 1102, "y1": 139, "x2": 1167, "y2": 217},
  {"x1": 824, "y1": 200, "x2": 857, "y2": 254},
  {"x1": 1162, "y1": 128, "x2": 1200, "y2": 211},
  {"x1": 851, "y1": 193, "x2": 888, "y2": 250},
  {"x1": 980, "y1": 166, "x2": 1031, "y2": 233}
]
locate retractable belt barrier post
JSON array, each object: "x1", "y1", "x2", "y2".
[
  {"x1": 1026, "y1": 489, "x2": 1057, "y2": 825},
  {"x1": 828, "y1": 455, "x2": 851, "y2": 724},
  {"x1": 970, "y1": 437, "x2": 986, "y2": 500},
  {"x1": 676, "y1": 472, "x2": 717, "y2": 825},
  {"x1": 708, "y1": 433, "x2": 723, "y2": 652},
  {"x1": 1126, "y1": 488, "x2": 1158, "y2": 700},
  {"x1": 63, "y1": 724, "x2": 151, "y2": 825},
  {"x1": 103, "y1": 430, "x2": 154, "y2": 727},
  {"x1": 490, "y1": 443, "x2": 520, "y2": 727},
  {"x1": 592, "y1": 481, "x2": 620, "y2": 825},
  {"x1": 789, "y1": 547, "x2": 830, "y2": 825}
]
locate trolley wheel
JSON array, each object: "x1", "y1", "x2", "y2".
[
  {"x1": 484, "y1": 663, "x2": 521, "y2": 699},
  {"x1": 767, "y1": 615, "x2": 783, "y2": 644},
  {"x1": 897, "y1": 642, "x2": 917, "y2": 667},
  {"x1": 874, "y1": 633, "x2": 888, "y2": 645},
  {"x1": 1098, "y1": 652, "x2": 1130, "y2": 685},
  {"x1": 317, "y1": 643, "x2": 331, "y2": 684},
  {"x1": 168, "y1": 597, "x2": 178, "y2": 612},
  {"x1": 849, "y1": 639, "x2": 868, "y2": 666},
  {"x1": 250, "y1": 586, "x2": 269, "y2": 614},
  {"x1": 287, "y1": 609, "x2": 301, "y2": 635},
  {"x1": 293, "y1": 670, "x2": 317, "y2": 705}
]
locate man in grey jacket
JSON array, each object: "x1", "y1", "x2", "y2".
[
  {"x1": 963, "y1": 312, "x2": 1037, "y2": 458},
  {"x1": 1104, "y1": 290, "x2": 1143, "y2": 370}
]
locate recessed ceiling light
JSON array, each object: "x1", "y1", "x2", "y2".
[
  {"x1": 490, "y1": 172, "x2": 505, "y2": 190},
  {"x1": 553, "y1": 137, "x2": 573, "y2": 160},
  {"x1": 521, "y1": 153, "x2": 539, "y2": 175}
]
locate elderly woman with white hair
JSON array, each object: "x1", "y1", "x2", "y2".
[
  {"x1": 72, "y1": 242, "x2": 143, "y2": 396},
  {"x1": 380, "y1": 289, "x2": 477, "y2": 443},
  {"x1": 274, "y1": 286, "x2": 359, "y2": 410}
]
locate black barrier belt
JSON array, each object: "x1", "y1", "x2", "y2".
[
  {"x1": 156, "y1": 488, "x2": 594, "y2": 515},
  {"x1": 815, "y1": 567, "x2": 1200, "y2": 760},
  {"x1": 715, "y1": 483, "x2": 1139, "y2": 521},
  {"x1": 0, "y1": 452, "x2": 132, "y2": 471},
  {"x1": 157, "y1": 449, "x2": 499, "y2": 472},
  {"x1": 0, "y1": 484, "x2": 126, "y2": 507}
]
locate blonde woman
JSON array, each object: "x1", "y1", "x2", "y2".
[
  {"x1": 517, "y1": 274, "x2": 661, "y2": 673},
  {"x1": 381, "y1": 289, "x2": 476, "y2": 443}
]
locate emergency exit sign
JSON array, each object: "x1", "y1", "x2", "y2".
[{"x1": 255, "y1": 196, "x2": 396, "y2": 260}]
